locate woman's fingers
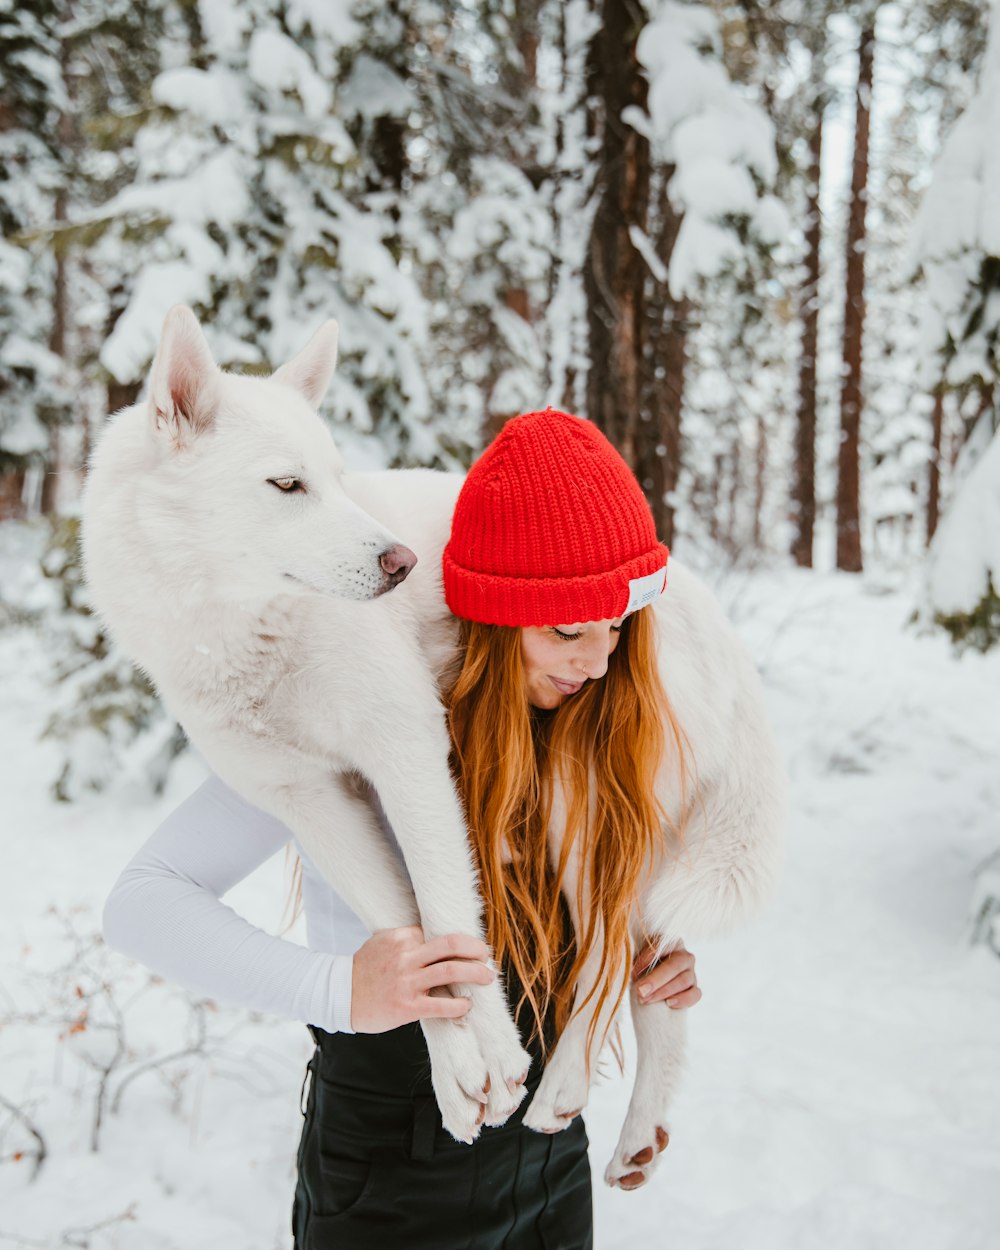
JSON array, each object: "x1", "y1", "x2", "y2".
[
  {"x1": 637, "y1": 966, "x2": 695, "y2": 1001},
  {"x1": 633, "y1": 943, "x2": 701, "y2": 1008},
  {"x1": 416, "y1": 959, "x2": 495, "y2": 991},
  {"x1": 417, "y1": 933, "x2": 491, "y2": 967},
  {"x1": 664, "y1": 986, "x2": 702, "y2": 1009},
  {"x1": 419, "y1": 992, "x2": 473, "y2": 1019}
]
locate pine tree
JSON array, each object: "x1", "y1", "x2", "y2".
[
  {"x1": 613, "y1": 0, "x2": 787, "y2": 550},
  {"x1": 915, "y1": 0, "x2": 1000, "y2": 647},
  {"x1": 835, "y1": 5, "x2": 879, "y2": 574},
  {"x1": 0, "y1": 1, "x2": 68, "y2": 517}
]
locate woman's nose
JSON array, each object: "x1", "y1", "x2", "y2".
[{"x1": 574, "y1": 637, "x2": 612, "y2": 679}]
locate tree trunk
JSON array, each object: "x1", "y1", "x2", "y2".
[
  {"x1": 638, "y1": 168, "x2": 686, "y2": 546},
  {"x1": 482, "y1": 0, "x2": 542, "y2": 442},
  {"x1": 836, "y1": 17, "x2": 875, "y2": 573},
  {"x1": 41, "y1": 125, "x2": 70, "y2": 516},
  {"x1": 584, "y1": 0, "x2": 650, "y2": 469},
  {"x1": 791, "y1": 99, "x2": 823, "y2": 568},
  {"x1": 926, "y1": 387, "x2": 943, "y2": 544}
]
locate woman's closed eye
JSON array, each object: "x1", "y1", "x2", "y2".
[{"x1": 551, "y1": 624, "x2": 623, "y2": 641}]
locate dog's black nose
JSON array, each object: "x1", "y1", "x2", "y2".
[{"x1": 379, "y1": 544, "x2": 418, "y2": 587}]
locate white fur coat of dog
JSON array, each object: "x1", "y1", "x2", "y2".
[{"x1": 81, "y1": 307, "x2": 785, "y2": 1187}]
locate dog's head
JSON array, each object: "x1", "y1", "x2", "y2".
[{"x1": 132, "y1": 305, "x2": 414, "y2": 605}]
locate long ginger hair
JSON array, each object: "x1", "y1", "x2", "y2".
[
  {"x1": 445, "y1": 604, "x2": 691, "y2": 1060},
  {"x1": 282, "y1": 603, "x2": 691, "y2": 1061}
]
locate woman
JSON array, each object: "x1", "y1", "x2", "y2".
[{"x1": 102, "y1": 408, "x2": 704, "y2": 1249}]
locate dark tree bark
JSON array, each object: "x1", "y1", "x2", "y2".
[
  {"x1": 584, "y1": 0, "x2": 650, "y2": 470},
  {"x1": 41, "y1": 80, "x2": 74, "y2": 516},
  {"x1": 482, "y1": 0, "x2": 542, "y2": 441},
  {"x1": 836, "y1": 16, "x2": 876, "y2": 573},
  {"x1": 791, "y1": 99, "x2": 823, "y2": 568},
  {"x1": 41, "y1": 194, "x2": 66, "y2": 515},
  {"x1": 638, "y1": 169, "x2": 687, "y2": 546}
]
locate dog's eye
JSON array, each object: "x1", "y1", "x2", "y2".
[{"x1": 268, "y1": 477, "x2": 305, "y2": 493}]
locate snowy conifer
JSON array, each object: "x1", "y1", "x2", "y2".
[
  {"x1": 0, "y1": 1, "x2": 68, "y2": 515},
  {"x1": 913, "y1": 0, "x2": 1000, "y2": 647}
]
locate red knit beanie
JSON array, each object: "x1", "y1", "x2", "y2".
[{"x1": 442, "y1": 408, "x2": 669, "y2": 626}]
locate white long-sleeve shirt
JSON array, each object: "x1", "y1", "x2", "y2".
[{"x1": 101, "y1": 773, "x2": 404, "y2": 1034}]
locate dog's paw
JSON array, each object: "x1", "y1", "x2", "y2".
[
  {"x1": 479, "y1": 1031, "x2": 532, "y2": 1126},
  {"x1": 422, "y1": 1017, "x2": 492, "y2": 1145},
  {"x1": 521, "y1": 1045, "x2": 590, "y2": 1135},
  {"x1": 480, "y1": 1051, "x2": 532, "y2": 1127},
  {"x1": 463, "y1": 983, "x2": 532, "y2": 1127},
  {"x1": 604, "y1": 1121, "x2": 670, "y2": 1190},
  {"x1": 433, "y1": 1068, "x2": 492, "y2": 1145}
]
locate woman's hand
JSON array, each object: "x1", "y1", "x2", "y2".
[
  {"x1": 631, "y1": 940, "x2": 702, "y2": 1009},
  {"x1": 350, "y1": 926, "x2": 495, "y2": 1033}
]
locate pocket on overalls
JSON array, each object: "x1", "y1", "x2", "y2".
[{"x1": 314, "y1": 1149, "x2": 377, "y2": 1219}]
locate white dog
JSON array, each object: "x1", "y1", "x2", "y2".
[{"x1": 82, "y1": 307, "x2": 785, "y2": 1185}]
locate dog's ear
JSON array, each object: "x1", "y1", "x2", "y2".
[
  {"x1": 148, "y1": 306, "x2": 220, "y2": 446},
  {"x1": 272, "y1": 320, "x2": 339, "y2": 410}
]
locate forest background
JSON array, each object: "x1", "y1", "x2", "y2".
[{"x1": 1, "y1": 1, "x2": 999, "y2": 1247}]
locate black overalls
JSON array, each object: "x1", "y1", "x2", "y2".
[{"x1": 292, "y1": 959, "x2": 594, "y2": 1249}]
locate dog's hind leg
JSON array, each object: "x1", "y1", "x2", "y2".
[{"x1": 603, "y1": 970, "x2": 686, "y2": 1190}]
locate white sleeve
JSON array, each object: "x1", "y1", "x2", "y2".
[{"x1": 101, "y1": 773, "x2": 355, "y2": 1034}]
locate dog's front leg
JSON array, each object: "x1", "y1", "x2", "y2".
[
  {"x1": 349, "y1": 690, "x2": 532, "y2": 1131},
  {"x1": 266, "y1": 772, "x2": 420, "y2": 930},
  {"x1": 255, "y1": 770, "x2": 502, "y2": 1143}
]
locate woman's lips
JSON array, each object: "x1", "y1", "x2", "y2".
[{"x1": 549, "y1": 676, "x2": 584, "y2": 695}]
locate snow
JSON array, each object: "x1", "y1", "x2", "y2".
[
  {"x1": 2, "y1": 536, "x2": 998, "y2": 1248},
  {"x1": 284, "y1": 0, "x2": 361, "y2": 46},
  {"x1": 669, "y1": 153, "x2": 758, "y2": 219},
  {"x1": 926, "y1": 428, "x2": 1000, "y2": 614},
  {"x1": 153, "y1": 67, "x2": 246, "y2": 126},
  {"x1": 104, "y1": 148, "x2": 251, "y2": 231},
  {"x1": 669, "y1": 216, "x2": 742, "y2": 300},
  {"x1": 911, "y1": 0, "x2": 1000, "y2": 388},
  {"x1": 247, "y1": 29, "x2": 332, "y2": 119},
  {"x1": 340, "y1": 53, "x2": 415, "y2": 118},
  {"x1": 100, "y1": 261, "x2": 212, "y2": 385},
  {"x1": 912, "y1": 0, "x2": 1000, "y2": 264},
  {"x1": 197, "y1": 0, "x2": 251, "y2": 55},
  {"x1": 750, "y1": 194, "x2": 792, "y2": 246},
  {"x1": 635, "y1": 1, "x2": 780, "y2": 297},
  {"x1": 628, "y1": 225, "x2": 669, "y2": 285}
]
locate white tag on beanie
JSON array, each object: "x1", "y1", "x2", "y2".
[{"x1": 625, "y1": 565, "x2": 667, "y2": 615}]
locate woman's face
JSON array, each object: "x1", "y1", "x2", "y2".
[{"x1": 519, "y1": 616, "x2": 625, "y2": 709}]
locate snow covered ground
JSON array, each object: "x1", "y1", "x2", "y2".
[{"x1": 2, "y1": 531, "x2": 999, "y2": 1249}]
